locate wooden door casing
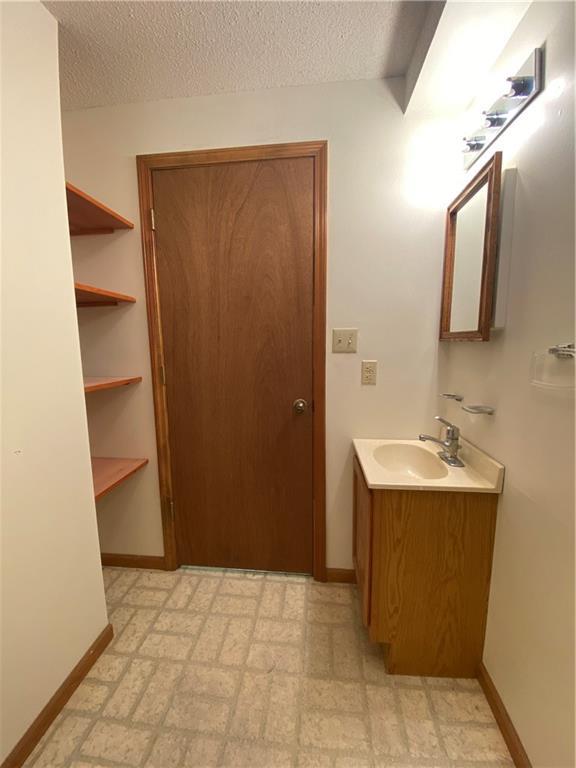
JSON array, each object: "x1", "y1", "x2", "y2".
[{"x1": 137, "y1": 142, "x2": 327, "y2": 577}]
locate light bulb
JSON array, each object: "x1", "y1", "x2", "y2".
[
  {"x1": 482, "y1": 111, "x2": 507, "y2": 129},
  {"x1": 462, "y1": 136, "x2": 486, "y2": 153},
  {"x1": 504, "y1": 76, "x2": 535, "y2": 99}
]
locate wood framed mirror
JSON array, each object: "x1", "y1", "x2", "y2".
[{"x1": 440, "y1": 152, "x2": 502, "y2": 341}]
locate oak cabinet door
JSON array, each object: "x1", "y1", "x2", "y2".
[{"x1": 353, "y1": 457, "x2": 372, "y2": 627}]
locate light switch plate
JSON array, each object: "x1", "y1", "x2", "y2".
[
  {"x1": 361, "y1": 360, "x2": 377, "y2": 385},
  {"x1": 332, "y1": 328, "x2": 358, "y2": 353}
]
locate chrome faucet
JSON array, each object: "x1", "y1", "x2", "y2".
[{"x1": 419, "y1": 416, "x2": 465, "y2": 467}]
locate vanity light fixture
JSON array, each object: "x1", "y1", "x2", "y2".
[{"x1": 462, "y1": 48, "x2": 543, "y2": 169}]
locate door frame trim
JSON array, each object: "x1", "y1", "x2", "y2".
[{"x1": 136, "y1": 141, "x2": 328, "y2": 580}]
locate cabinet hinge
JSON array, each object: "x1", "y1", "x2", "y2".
[
  {"x1": 150, "y1": 208, "x2": 156, "y2": 231},
  {"x1": 159, "y1": 364, "x2": 166, "y2": 386}
]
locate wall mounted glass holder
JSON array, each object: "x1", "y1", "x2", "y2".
[{"x1": 530, "y1": 343, "x2": 575, "y2": 390}]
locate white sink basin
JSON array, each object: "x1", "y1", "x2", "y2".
[
  {"x1": 373, "y1": 443, "x2": 449, "y2": 480},
  {"x1": 353, "y1": 438, "x2": 504, "y2": 493}
]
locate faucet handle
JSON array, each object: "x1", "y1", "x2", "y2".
[{"x1": 435, "y1": 415, "x2": 460, "y2": 438}]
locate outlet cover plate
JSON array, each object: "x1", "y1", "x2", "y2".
[{"x1": 361, "y1": 360, "x2": 377, "y2": 385}]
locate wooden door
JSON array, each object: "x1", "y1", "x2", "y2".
[{"x1": 151, "y1": 155, "x2": 316, "y2": 572}]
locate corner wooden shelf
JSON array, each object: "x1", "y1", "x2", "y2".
[
  {"x1": 91, "y1": 457, "x2": 148, "y2": 500},
  {"x1": 84, "y1": 376, "x2": 142, "y2": 393},
  {"x1": 66, "y1": 182, "x2": 134, "y2": 236},
  {"x1": 75, "y1": 282, "x2": 136, "y2": 307},
  {"x1": 69, "y1": 182, "x2": 146, "y2": 527}
]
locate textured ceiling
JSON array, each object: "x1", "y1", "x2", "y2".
[{"x1": 45, "y1": 1, "x2": 432, "y2": 110}]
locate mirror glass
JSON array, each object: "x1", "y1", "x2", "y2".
[
  {"x1": 450, "y1": 184, "x2": 488, "y2": 332},
  {"x1": 440, "y1": 152, "x2": 502, "y2": 341}
]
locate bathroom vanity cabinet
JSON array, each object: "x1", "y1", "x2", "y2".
[{"x1": 353, "y1": 456, "x2": 498, "y2": 677}]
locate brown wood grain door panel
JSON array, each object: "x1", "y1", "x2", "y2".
[{"x1": 152, "y1": 157, "x2": 315, "y2": 572}]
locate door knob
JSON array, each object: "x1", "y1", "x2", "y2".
[{"x1": 293, "y1": 398, "x2": 308, "y2": 414}]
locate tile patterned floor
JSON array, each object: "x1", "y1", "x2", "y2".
[{"x1": 25, "y1": 567, "x2": 513, "y2": 768}]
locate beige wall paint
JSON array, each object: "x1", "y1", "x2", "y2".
[
  {"x1": 0, "y1": 3, "x2": 108, "y2": 760},
  {"x1": 62, "y1": 79, "x2": 447, "y2": 566},
  {"x1": 439, "y1": 3, "x2": 574, "y2": 764}
]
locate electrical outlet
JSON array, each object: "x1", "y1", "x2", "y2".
[
  {"x1": 361, "y1": 360, "x2": 377, "y2": 385},
  {"x1": 332, "y1": 328, "x2": 358, "y2": 353}
]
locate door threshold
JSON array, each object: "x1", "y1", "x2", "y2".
[{"x1": 180, "y1": 565, "x2": 311, "y2": 578}]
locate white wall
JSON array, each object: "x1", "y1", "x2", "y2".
[
  {"x1": 0, "y1": 3, "x2": 108, "y2": 760},
  {"x1": 438, "y1": 3, "x2": 574, "y2": 764},
  {"x1": 62, "y1": 78, "x2": 446, "y2": 568}
]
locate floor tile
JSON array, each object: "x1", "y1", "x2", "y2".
[
  {"x1": 188, "y1": 579, "x2": 220, "y2": 611},
  {"x1": 65, "y1": 681, "x2": 110, "y2": 713},
  {"x1": 138, "y1": 632, "x2": 194, "y2": 660},
  {"x1": 145, "y1": 731, "x2": 187, "y2": 768},
  {"x1": 300, "y1": 711, "x2": 370, "y2": 751},
  {"x1": 43, "y1": 566, "x2": 511, "y2": 767},
  {"x1": 307, "y1": 602, "x2": 354, "y2": 625},
  {"x1": 430, "y1": 689, "x2": 494, "y2": 723},
  {"x1": 219, "y1": 616, "x2": 253, "y2": 666},
  {"x1": 191, "y1": 615, "x2": 229, "y2": 662},
  {"x1": 166, "y1": 691, "x2": 230, "y2": 734},
  {"x1": 304, "y1": 678, "x2": 364, "y2": 713},
  {"x1": 253, "y1": 617, "x2": 303, "y2": 644},
  {"x1": 153, "y1": 610, "x2": 204, "y2": 635},
  {"x1": 309, "y1": 584, "x2": 353, "y2": 605},
  {"x1": 123, "y1": 588, "x2": 169, "y2": 608},
  {"x1": 247, "y1": 641, "x2": 303, "y2": 673},
  {"x1": 219, "y1": 577, "x2": 263, "y2": 597},
  {"x1": 87, "y1": 653, "x2": 129, "y2": 683},
  {"x1": 212, "y1": 594, "x2": 258, "y2": 616},
  {"x1": 367, "y1": 685, "x2": 407, "y2": 757},
  {"x1": 264, "y1": 674, "x2": 300, "y2": 743},
  {"x1": 259, "y1": 582, "x2": 285, "y2": 617},
  {"x1": 230, "y1": 671, "x2": 270, "y2": 739},
  {"x1": 179, "y1": 665, "x2": 239, "y2": 698},
  {"x1": 183, "y1": 736, "x2": 223, "y2": 767},
  {"x1": 165, "y1": 575, "x2": 199, "y2": 610},
  {"x1": 132, "y1": 661, "x2": 183, "y2": 725},
  {"x1": 221, "y1": 741, "x2": 293, "y2": 767},
  {"x1": 112, "y1": 608, "x2": 157, "y2": 654},
  {"x1": 440, "y1": 724, "x2": 512, "y2": 761},
  {"x1": 103, "y1": 659, "x2": 155, "y2": 719},
  {"x1": 105, "y1": 572, "x2": 139, "y2": 604},
  {"x1": 297, "y1": 751, "x2": 332, "y2": 768},
  {"x1": 80, "y1": 721, "x2": 152, "y2": 766},
  {"x1": 136, "y1": 571, "x2": 182, "y2": 590},
  {"x1": 33, "y1": 716, "x2": 92, "y2": 768}
]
